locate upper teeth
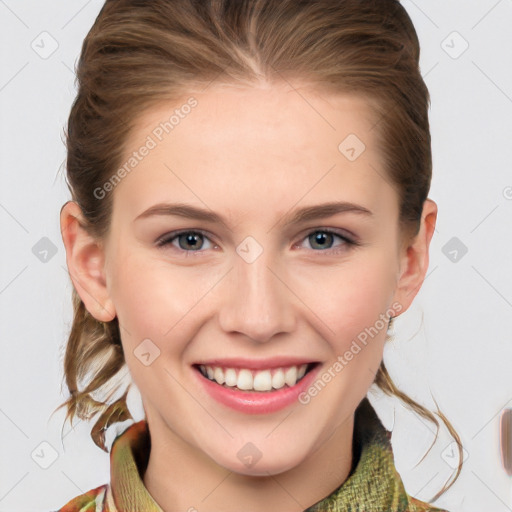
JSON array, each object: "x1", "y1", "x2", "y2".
[{"x1": 199, "y1": 364, "x2": 309, "y2": 391}]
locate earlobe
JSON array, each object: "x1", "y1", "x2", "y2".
[
  {"x1": 60, "y1": 201, "x2": 116, "y2": 322},
  {"x1": 391, "y1": 199, "x2": 438, "y2": 314}
]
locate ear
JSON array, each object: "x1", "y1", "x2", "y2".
[
  {"x1": 60, "y1": 201, "x2": 116, "y2": 322},
  {"x1": 391, "y1": 199, "x2": 437, "y2": 315}
]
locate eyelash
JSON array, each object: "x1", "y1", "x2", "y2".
[{"x1": 155, "y1": 228, "x2": 359, "y2": 256}]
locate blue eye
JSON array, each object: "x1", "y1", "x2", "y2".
[
  {"x1": 155, "y1": 228, "x2": 356, "y2": 255},
  {"x1": 156, "y1": 230, "x2": 215, "y2": 252},
  {"x1": 299, "y1": 229, "x2": 355, "y2": 253}
]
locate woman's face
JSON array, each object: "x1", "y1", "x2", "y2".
[{"x1": 73, "y1": 82, "x2": 433, "y2": 475}]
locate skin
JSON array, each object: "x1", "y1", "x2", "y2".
[{"x1": 60, "y1": 81, "x2": 437, "y2": 512}]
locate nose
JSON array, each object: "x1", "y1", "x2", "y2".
[{"x1": 217, "y1": 246, "x2": 296, "y2": 343}]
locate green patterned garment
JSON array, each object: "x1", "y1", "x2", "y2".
[{"x1": 57, "y1": 397, "x2": 449, "y2": 512}]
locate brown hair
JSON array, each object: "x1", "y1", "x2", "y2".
[{"x1": 55, "y1": 0, "x2": 462, "y2": 502}]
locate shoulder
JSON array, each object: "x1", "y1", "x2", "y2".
[{"x1": 55, "y1": 483, "x2": 108, "y2": 512}]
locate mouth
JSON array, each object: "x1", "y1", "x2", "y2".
[{"x1": 192, "y1": 361, "x2": 321, "y2": 393}]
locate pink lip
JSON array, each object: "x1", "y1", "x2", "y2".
[
  {"x1": 193, "y1": 362, "x2": 322, "y2": 415},
  {"x1": 193, "y1": 356, "x2": 318, "y2": 370}
]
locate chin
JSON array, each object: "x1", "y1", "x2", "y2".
[{"x1": 211, "y1": 449, "x2": 304, "y2": 477}]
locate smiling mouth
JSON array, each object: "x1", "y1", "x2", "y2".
[{"x1": 193, "y1": 362, "x2": 319, "y2": 393}]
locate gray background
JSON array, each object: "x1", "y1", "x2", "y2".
[{"x1": 1, "y1": 1, "x2": 511, "y2": 511}]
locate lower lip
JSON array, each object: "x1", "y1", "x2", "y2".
[{"x1": 193, "y1": 363, "x2": 322, "y2": 414}]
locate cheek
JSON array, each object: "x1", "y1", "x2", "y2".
[
  {"x1": 109, "y1": 239, "x2": 398, "y2": 354},
  {"x1": 108, "y1": 250, "x2": 211, "y2": 342},
  {"x1": 306, "y1": 253, "x2": 397, "y2": 351}
]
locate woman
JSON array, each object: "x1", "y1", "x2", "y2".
[{"x1": 55, "y1": 0, "x2": 463, "y2": 510}]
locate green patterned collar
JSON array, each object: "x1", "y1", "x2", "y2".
[{"x1": 107, "y1": 397, "x2": 447, "y2": 512}]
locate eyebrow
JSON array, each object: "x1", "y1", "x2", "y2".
[{"x1": 134, "y1": 201, "x2": 373, "y2": 229}]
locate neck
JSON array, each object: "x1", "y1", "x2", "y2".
[{"x1": 142, "y1": 410, "x2": 355, "y2": 512}]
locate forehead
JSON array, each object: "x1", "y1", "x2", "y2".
[{"x1": 112, "y1": 83, "x2": 396, "y2": 223}]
